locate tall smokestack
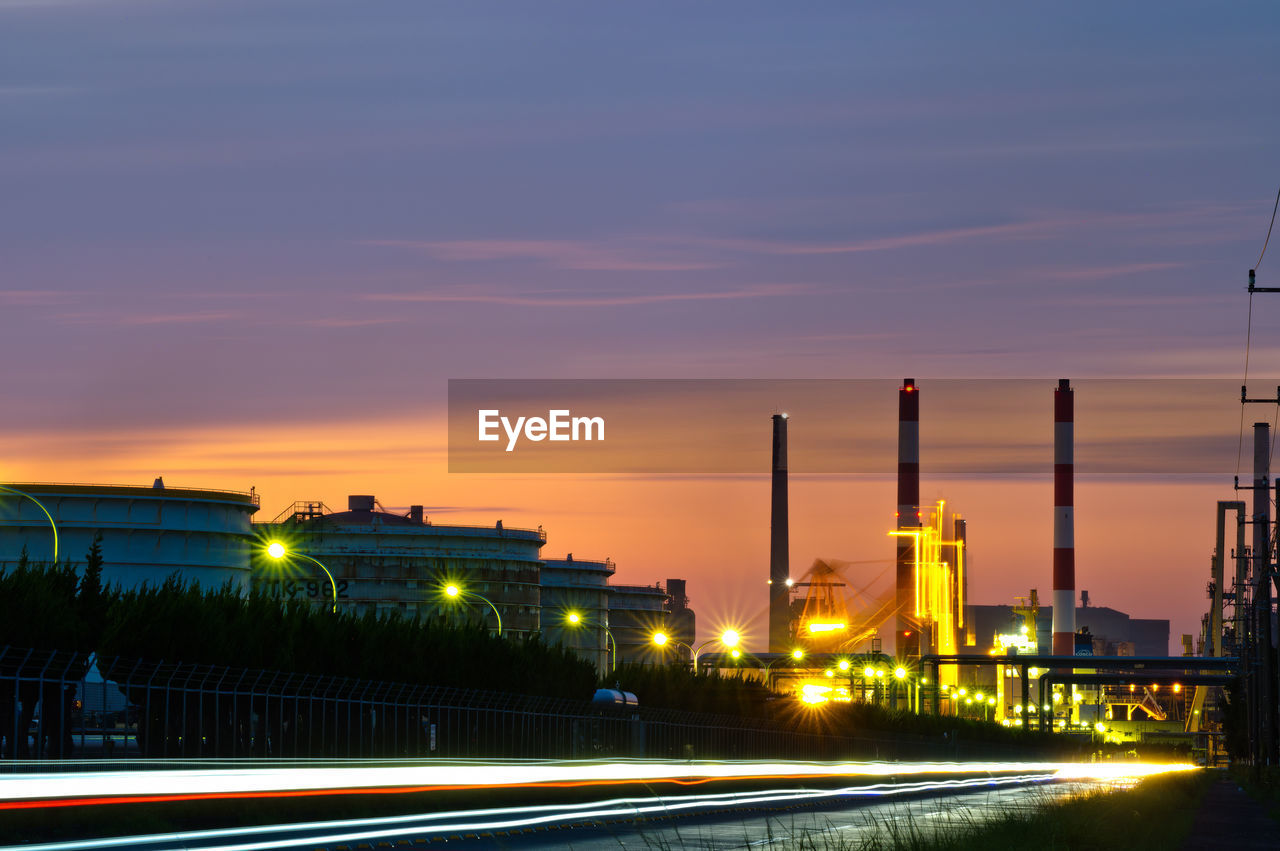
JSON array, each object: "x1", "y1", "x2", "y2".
[
  {"x1": 769, "y1": 413, "x2": 790, "y2": 652},
  {"x1": 896, "y1": 379, "x2": 920, "y2": 656},
  {"x1": 1052, "y1": 379, "x2": 1075, "y2": 656}
]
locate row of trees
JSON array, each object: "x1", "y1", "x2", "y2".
[{"x1": 0, "y1": 542, "x2": 597, "y2": 698}]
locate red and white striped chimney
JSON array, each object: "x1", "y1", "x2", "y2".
[
  {"x1": 1052, "y1": 378, "x2": 1075, "y2": 656},
  {"x1": 896, "y1": 378, "x2": 920, "y2": 656}
]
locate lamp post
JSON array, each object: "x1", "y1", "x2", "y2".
[
  {"x1": 893, "y1": 665, "x2": 912, "y2": 712},
  {"x1": 764, "y1": 648, "x2": 805, "y2": 690},
  {"x1": 654, "y1": 628, "x2": 741, "y2": 668},
  {"x1": 265, "y1": 541, "x2": 337, "y2": 613},
  {"x1": 0, "y1": 485, "x2": 58, "y2": 563},
  {"x1": 652, "y1": 631, "x2": 695, "y2": 666},
  {"x1": 693, "y1": 629, "x2": 741, "y2": 668},
  {"x1": 565, "y1": 610, "x2": 615, "y2": 671},
  {"x1": 443, "y1": 583, "x2": 502, "y2": 636}
]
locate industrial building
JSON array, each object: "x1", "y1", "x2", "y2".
[
  {"x1": 609, "y1": 583, "x2": 670, "y2": 665},
  {"x1": 0, "y1": 481, "x2": 260, "y2": 590},
  {"x1": 0, "y1": 482, "x2": 694, "y2": 674},
  {"x1": 967, "y1": 598, "x2": 1171, "y2": 659},
  {"x1": 540, "y1": 555, "x2": 615, "y2": 672},
  {"x1": 257, "y1": 495, "x2": 546, "y2": 636}
]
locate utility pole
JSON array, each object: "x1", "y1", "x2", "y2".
[
  {"x1": 1239, "y1": 268, "x2": 1280, "y2": 766},
  {"x1": 1253, "y1": 423, "x2": 1275, "y2": 765}
]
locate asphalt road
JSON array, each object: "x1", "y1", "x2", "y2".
[
  {"x1": 0, "y1": 759, "x2": 1185, "y2": 850},
  {"x1": 504, "y1": 779, "x2": 1094, "y2": 850}
]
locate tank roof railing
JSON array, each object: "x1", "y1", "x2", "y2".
[
  {"x1": 255, "y1": 504, "x2": 547, "y2": 542},
  {"x1": 1, "y1": 482, "x2": 260, "y2": 505}
]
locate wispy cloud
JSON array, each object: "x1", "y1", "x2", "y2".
[
  {"x1": 678, "y1": 220, "x2": 1060, "y2": 256},
  {"x1": 364, "y1": 239, "x2": 721, "y2": 272},
  {"x1": 1037, "y1": 261, "x2": 1184, "y2": 281},
  {"x1": 365, "y1": 283, "x2": 818, "y2": 308},
  {"x1": 0, "y1": 290, "x2": 73, "y2": 306},
  {"x1": 122, "y1": 310, "x2": 241, "y2": 326},
  {"x1": 294, "y1": 317, "x2": 403, "y2": 328},
  {"x1": 55, "y1": 309, "x2": 244, "y2": 326}
]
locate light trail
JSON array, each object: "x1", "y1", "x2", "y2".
[
  {"x1": 0, "y1": 759, "x2": 1193, "y2": 808},
  {"x1": 2, "y1": 773, "x2": 1062, "y2": 851}
]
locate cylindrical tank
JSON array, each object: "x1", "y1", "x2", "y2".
[{"x1": 0, "y1": 482, "x2": 259, "y2": 590}]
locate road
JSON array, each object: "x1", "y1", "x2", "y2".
[{"x1": 0, "y1": 759, "x2": 1190, "y2": 850}]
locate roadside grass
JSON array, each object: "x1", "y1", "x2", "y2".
[
  {"x1": 768, "y1": 768, "x2": 1212, "y2": 850},
  {"x1": 1229, "y1": 763, "x2": 1280, "y2": 823}
]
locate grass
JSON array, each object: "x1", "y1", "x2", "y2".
[
  {"x1": 1229, "y1": 763, "x2": 1280, "y2": 823},
  {"x1": 759, "y1": 768, "x2": 1214, "y2": 850}
]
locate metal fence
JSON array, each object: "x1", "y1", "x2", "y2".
[{"x1": 0, "y1": 646, "x2": 1037, "y2": 764}]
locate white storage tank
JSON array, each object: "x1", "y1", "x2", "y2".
[{"x1": 0, "y1": 481, "x2": 260, "y2": 591}]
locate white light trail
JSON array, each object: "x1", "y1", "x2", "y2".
[
  {"x1": 0, "y1": 758, "x2": 1178, "y2": 803},
  {"x1": 3, "y1": 773, "x2": 1060, "y2": 851}
]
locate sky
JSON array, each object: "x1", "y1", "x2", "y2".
[{"x1": 2, "y1": 1, "x2": 1280, "y2": 651}]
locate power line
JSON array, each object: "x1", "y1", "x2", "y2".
[{"x1": 1257, "y1": 183, "x2": 1280, "y2": 271}]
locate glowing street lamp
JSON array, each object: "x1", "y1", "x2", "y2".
[
  {"x1": 442, "y1": 582, "x2": 502, "y2": 636},
  {"x1": 564, "y1": 610, "x2": 616, "y2": 671},
  {"x1": 0, "y1": 485, "x2": 58, "y2": 563},
  {"x1": 265, "y1": 541, "x2": 337, "y2": 613},
  {"x1": 691, "y1": 629, "x2": 744, "y2": 667}
]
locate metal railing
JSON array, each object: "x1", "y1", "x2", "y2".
[{"x1": 1, "y1": 646, "x2": 1051, "y2": 765}]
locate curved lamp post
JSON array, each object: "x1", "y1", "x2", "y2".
[
  {"x1": 443, "y1": 583, "x2": 502, "y2": 636},
  {"x1": 565, "y1": 610, "x2": 616, "y2": 671},
  {"x1": 265, "y1": 541, "x2": 337, "y2": 613},
  {"x1": 651, "y1": 630, "x2": 694, "y2": 663},
  {"x1": 0, "y1": 485, "x2": 58, "y2": 563},
  {"x1": 653, "y1": 629, "x2": 746, "y2": 668},
  {"x1": 763, "y1": 648, "x2": 806, "y2": 689}
]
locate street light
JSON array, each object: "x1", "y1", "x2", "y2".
[
  {"x1": 564, "y1": 610, "x2": 615, "y2": 671},
  {"x1": 764, "y1": 648, "x2": 805, "y2": 690},
  {"x1": 265, "y1": 541, "x2": 337, "y2": 613},
  {"x1": 442, "y1": 582, "x2": 503, "y2": 635},
  {"x1": 691, "y1": 629, "x2": 743, "y2": 667},
  {"x1": 0, "y1": 485, "x2": 58, "y2": 563}
]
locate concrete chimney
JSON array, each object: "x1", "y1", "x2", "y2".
[
  {"x1": 769, "y1": 413, "x2": 790, "y2": 652},
  {"x1": 1052, "y1": 379, "x2": 1075, "y2": 656},
  {"x1": 897, "y1": 379, "x2": 920, "y2": 656}
]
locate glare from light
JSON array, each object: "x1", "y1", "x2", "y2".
[
  {"x1": 837, "y1": 659, "x2": 850, "y2": 672},
  {"x1": 720, "y1": 630, "x2": 741, "y2": 648},
  {"x1": 266, "y1": 541, "x2": 286, "y2": 560},
  {"x1": 863, "y1": 666, "x2": 876, "y2": 679},
  {"x1": 790, "y1": 649, "x2": 804, "y2": 660},
  {"x1": 652, "y1": 632, "x2": 668, "y2": 646},
  {"x1": 566, "y1": 612, "x2": 581, "y2": 625},
  {"x1": 893, "y1": 667, "x2": 907, "y2": 680}
]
